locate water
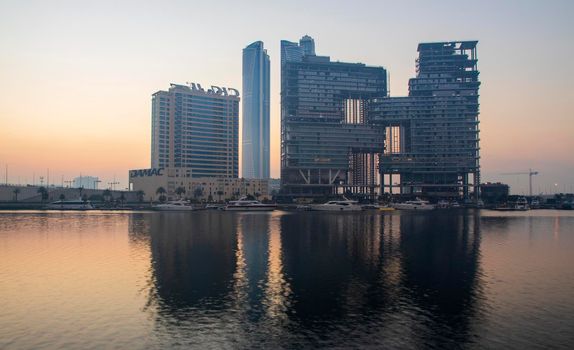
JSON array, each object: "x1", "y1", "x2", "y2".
[{"x1": 1, "y1": 210, "x2": 573, "y2": 349}]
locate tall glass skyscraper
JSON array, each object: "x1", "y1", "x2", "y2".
[{"x1": 242, "y1": 41, "x2": 270, "y2": 179}]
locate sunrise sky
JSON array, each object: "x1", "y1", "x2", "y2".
[{"x1": 0, "y1": 0, "x2": 573, "y2": 194}]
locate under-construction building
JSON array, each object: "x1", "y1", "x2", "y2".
[
  {"x1": 280, "y1": 38, "x2": 480, "y2": 200},
  {"x1": 280, "y1": 36, "x2": 387, "y2": 198},
  {"x1": 371, "y1": 41, "x2": 480, "y2": 199}
]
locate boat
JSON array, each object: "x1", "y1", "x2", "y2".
[
  {"x1": 361, "y1": 203, "x2": 381, "y2": 210},
  {"x1": 205, "y1": 204, "x2": 223, "y2": 210},
  {"x1": 312, "y1": 199, "x2": 363, "y2": 211},
  {"x1": 450, "y1": 201, "x2": 462, "y2": 208},
  {"x1": 493, "y1": 197, "x2": 529, "y2": 211},
  {"x1": 391, "y1": 199, "x2": 435, "y2": 210},
  {"x1": 436, "y1": 200, "x2": 462, "y2": 209},
  {"x1": 47, "y1": 199, "x2": 94, "y2": 210},
  {"x1": 436, "y1": 200, "x2": 450, "y2": 209},
  {"x1": 224, "y1": 197, "x2": 276, "y2": 211},
  {"x1": 152, "y1": 200, "x2": 196, "y2": 211},
  {"x1": 295, "y1": 205, "x2": 312, "y2": 211},
  {"x1": 379, "y1": 205, "x2": 395, "y2": 212}
]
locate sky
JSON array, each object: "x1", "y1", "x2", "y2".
[{"x1": 0, "y1": 0, "x2": 573, "y2": 194}]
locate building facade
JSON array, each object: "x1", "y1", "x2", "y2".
[
  {"x1": 480, "y1": 182, "x2": 509, "y2": 206},
  {"x1": 151, "y1": 83, "x2": 239, "y2": 178},
  {"x1": 371, "y1": 41, "x2": 480, "y2": 199},
  {"x1": 242, "y1": 41, "x2": 270, "y2": 179},
  {"x1": 129, "y1": 167, "x2": 270, "y2": 202},
  {"x1": 280, "y1": 39, "x2": 481, "y2": 201},
  {"x1": 73, "y1": 176, "x2": 99, "y2": 189},
  {"x1": 280, "y1": 36, "x2": 387, "y2": 198}
]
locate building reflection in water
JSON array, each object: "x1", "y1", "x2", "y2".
[
  {"x1": 231, "y1": 213, "x2": 292, "y2": 330},
  {"x1": 396, "y1": 212, "x2": 483, "y2": 348},
  {"x1": 128, "y1": 210, "x2": 483, "y2": 348}
]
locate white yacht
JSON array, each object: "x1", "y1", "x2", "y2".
[
  {"x1": 392, "y1": 199, "x2": 435, "y2": 210},
  {"x1": 47, "y1": 199, "x2": 94, "y2": 210},
  {"x1": 493, "y1": 197, "x2": 529, "y2": 211},
  {"x1": 436, "y1": 200, "x2": 450, "y2": 209},
  {"x1": 224, "y1": 197, "x2": 276, "y2": 211},
  {"x1": 152, "y1": 200, "x2": 196, "y2": 211},
  {"x1": 312, "y1": 200, "x2": 362, "y2": 211}
]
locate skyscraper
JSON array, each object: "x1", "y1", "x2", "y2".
[
  {"x1": 372, "y1": 41, "x2": 481, "y2": 198},
  {"x1": 242, "y1": 41, "x2": 270, "y2": 179},
  {"x1": 151, "y1": 83, "x2": 239, "y2": 178},
  {"x1": 280, "y1": 36, "x2": 387, "y2": 198},
  {"x1": 280, "y1": 37, "x2": 480, "y2": 201}
]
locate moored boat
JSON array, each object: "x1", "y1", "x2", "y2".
[
  {"x1": 152, "y1": 200, "x2": 196, "y2": 211},
  {"x1": 493, "y1": 197, "x2": 529, "y2": 211},
  {"x1": 379, "y1": 205, "x2": 395, "y2": 212},
  {"x1": 47, "y1": 199, "x2": 94, "y2": 210},
  {"x1": 391, "y1": 199, "x2": 435, "y2": 210},
  {"x1": 312, "y1": 200, "x2": 362, "y2": 211},
  {"x1": 224, "y1": 197, "x2": 276, "y2": 211}
]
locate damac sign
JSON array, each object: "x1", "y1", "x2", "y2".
[
  {"x1": 129, "y1": 168, "x2": 164, "y2": 178},
  {"x1": 186, "y1": 82, "x2": 240, "y2": 97}
]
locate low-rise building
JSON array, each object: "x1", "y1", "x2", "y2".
[
  {"x1": 129, "y1": 167, "x2": 269, "y2": 202},
  {"x1": 73, "y1": 176, "x2": 100, "y2": 189},
  {"x1": 480, "y1": 182, "x2": 509, "y2": 205}
]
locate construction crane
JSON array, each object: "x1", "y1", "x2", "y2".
[{"x1": 500, "y1": 169, "x2": 539, "y2": 197}]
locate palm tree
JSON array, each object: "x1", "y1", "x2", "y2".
[
  {"x1": 37, "y1": 187, "x2": 48, "y2": 203},
  {"x1": 193, "y1": 187, "x2": 204, "y2": 201},
  {"x1": 136, "y1": 190, "x2": 145, "y2": 203},
  {"x1": 216, "y1": 190, "x2": 224, "y2": 203},
  {"x1": 175, "y1": 186, "x2": 186, "y2": 199},
  {"x1": 156, "y1": 187, "x2": 167, "y2": 203},
  {"x1": 59, "y1": 193, "x2": 66, "y2": 201},
  {"x1": 13, "y1": 188, "x2": 20, "y2": 202},
  {"x1": 103, "y1": 189, "x2": 112, "y2": 202},
  {"x1": 119, "y1": 193, "x2": 126, "y2": 206}
]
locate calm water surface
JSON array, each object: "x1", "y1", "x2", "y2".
[{"x1": 1, "y1": 210, "x2": 573, "y2": 349}]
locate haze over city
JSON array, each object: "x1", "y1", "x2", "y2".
[{"x1": 1, "y1": 0, "x2": 572, "y2": 194}]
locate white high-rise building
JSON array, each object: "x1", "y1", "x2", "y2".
[{"x1": 151, "y1": 83, "x2": 239, "y2": 178}]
